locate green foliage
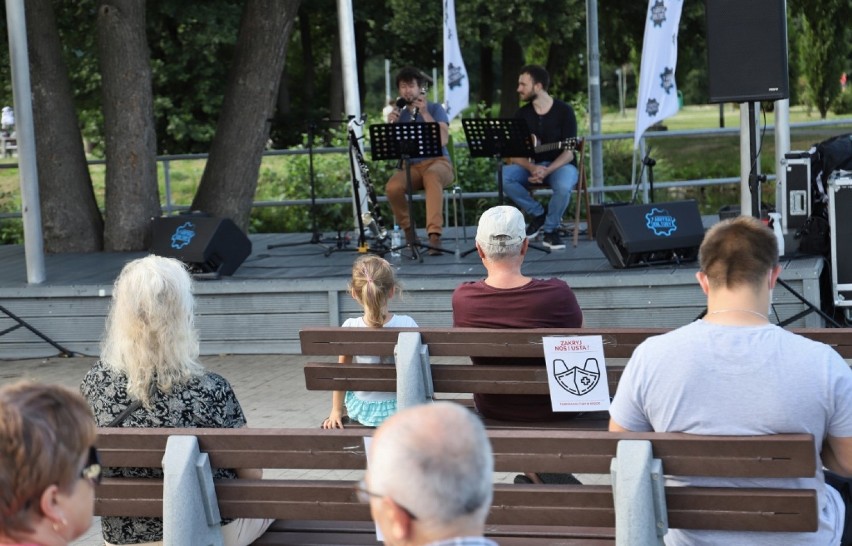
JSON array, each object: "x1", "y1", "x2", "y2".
[{"x1": 832, "y1": 90, "x2": 852, "y2": 116}]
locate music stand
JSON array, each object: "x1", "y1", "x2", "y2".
[
  {"x1": 369, "y1": 122, "x2": 454, "y2": 261},
  {"x1": 461, "y1": 118, "x2": 550, "y2": 255}
]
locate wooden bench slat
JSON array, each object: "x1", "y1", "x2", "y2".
[
  {"x1": 300, "y1": 326, "x2": 852, "y2": 358},
  {"x1": 95, "y1": 478, "x2": 818, "y2": 533},
  {"x1": 304, "y1": 362, "x2": 625, "y2": 395},
  {"x1": 96, "y1": 428, "x2": 815, "y2": 478}
]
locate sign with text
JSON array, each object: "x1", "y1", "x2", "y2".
[{"x1": 543, "y1": 335, "x2": 610, "y2": 412}]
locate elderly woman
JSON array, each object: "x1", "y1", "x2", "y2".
[
  {"x1": 80, "y1": 255, "x2": 271, "y2": 546},
  {"x1": 0, "y1": 381, "x2": 100, "y2": 546}
]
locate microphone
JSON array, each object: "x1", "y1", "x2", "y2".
[{"x1": 395, "y1": 97, "x2": 408, "y2": 109}]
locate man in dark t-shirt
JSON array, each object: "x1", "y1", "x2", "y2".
[
  {"x1": 501, "y1": 64, "x2": 579, "y2": 250},
  {"x1": 452, "y1": 206, "x2": 583, "y2": 421}
]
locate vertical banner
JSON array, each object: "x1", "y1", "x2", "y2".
[
  {"x1": 634, "y1": 0, "x2": 684, "y2": 148},
  {"x1": 443, "y1": 0, "x2": 468, "y2": 121}
]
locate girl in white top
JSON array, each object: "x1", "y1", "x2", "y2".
[{"x1": 322, "y1": 255, "x2": 417, "y2": 428}]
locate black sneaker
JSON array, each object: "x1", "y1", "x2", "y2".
[
  {"x1": 526, "y1": 213, "x2": 546, "y2": 238},
  {"x1": 542, "y1": 231, "x2": 566, "y2": 249}
]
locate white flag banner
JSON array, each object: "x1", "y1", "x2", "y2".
[
  {"x1": 634, "y1": 0, "x2": 684, "y2": 148},
  {"x1": 443, "y1": 0, "x2": 468, "y2": 121}
]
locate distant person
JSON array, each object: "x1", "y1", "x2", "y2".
[
  {"x1": 502, "y1": 65, "x2": 579, "y2": 250},
  {"x1": 452, "y1": 206, "x2": 584, "y2": 422},
  {"x1": 323, "y1": 255, "x2": 417, "y2": 428},
  {"x1": 384, "y1": 66, "x2": 453, "y2": 255},
  {"x1": 80, "y1": 255, "x2": 272, "y2": 546},
  {"x1": 361, "y1": 402, "x2": 496, "y2": 546},
  {"x1": 610, "y1": 216, "x2": 852, "y2": 545},
  {"x1": 0, "y1": 381, "x2": 99, "y2": 546},
  {"x1": 1, "y1": 105, "x2": 14, "y2": 136}
]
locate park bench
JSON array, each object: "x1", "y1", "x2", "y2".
[
  {"x1": 300, "y1": 326, "x2": 852, "y2": 429},
  {"x1": 94, "y1": 426, "x2": 820, "y2": 545}
]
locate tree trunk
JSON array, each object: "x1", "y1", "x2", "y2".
[
  {"x1": 479, "y1": 39, "x2": 494, "y2": 108},
  {"x1": 328, "y1": 28, "x2": 344, "y2": 119},
  {"x1": 299, "y1": 7, "x2": 315, "y2": 103},
  {"x1": 26, "y1": 0, "x2": 103, "y2": 252},
  {"x1": 500, "y1": 36, "x2": 523, "y2": 117},
  {"x1": 191, "y1": 0, "x2": 300, "y2": 231},
  {"x1": 97, "y1": 1, "x2": 160, "y2": 251}
]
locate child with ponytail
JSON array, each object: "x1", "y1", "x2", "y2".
[{"x1": 322, "y1": 255, "x2": 417, "y2": 428}]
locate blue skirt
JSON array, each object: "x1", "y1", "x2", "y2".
[{"x1": 345, "y1": 391, "x2": 397, "y2": 427}]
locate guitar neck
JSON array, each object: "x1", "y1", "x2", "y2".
[{"x1": 534, "y1": 138, "x2": 577, "y2": 155}]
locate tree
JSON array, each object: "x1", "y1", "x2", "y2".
[
  {"x1": 97, "y1": 0, "x2": 161, "y2": 251},
  {"x1": 26, "y1": 0, "x2": 103, "y2": 252},
  {"x1": 791, "y1": 0, "x2": 851, "y2": 118},
  {"x1": 191, "y1": 0, "x2": 300, "y2": 231}
]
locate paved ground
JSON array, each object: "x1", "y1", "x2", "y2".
[{"x1": 0, "y1": 354, "x2": 332, "y2": 545}]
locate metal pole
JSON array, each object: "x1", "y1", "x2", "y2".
[
  {"x1": 586, "y1": 0, "x2": 604, "y2": 191},
  {"x1": 774, "y1": 99, "x2": 790, "y2": 232},
  {"x1": 336, "y1": 0, "x2": 368, "y2": 224},
  {"x1": 739, "y1": 103, "x2": 751, "y2": 216},
  {"x1": 5, "y1": 0, "x2": 45, "y2": 283},
  {"x1": 385, "y1": 58, "x2": 391, "y2": 103}
]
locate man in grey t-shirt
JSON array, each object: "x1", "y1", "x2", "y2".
[{"x1": 610, "y1": 216, "x2": 852, "y2": 545}]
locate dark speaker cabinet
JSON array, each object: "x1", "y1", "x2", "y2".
[
  {"x1": 150, "y1": 216, "x2": 252, "y2": 276},
  {"x1": 705, "y1": 0, "x2": 789, "y2": 103}
]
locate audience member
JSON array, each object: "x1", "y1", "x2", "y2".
[
  {"x1": 610, "y1": 216, "x2": 852, "y2": 545},
  {"x1": 361, "y1": 402, "x2": 496, "y2": 546},
  {"x1": 322, "y1": 255, "x2": 417, "y2": 429},
  {"x1": 0, "y1": 381, "x2": 99, "y2": 546},
  {"x1": 452, "y1": 206, "x2": 584, "y2": 421},
  {"x1": 80, "y1": 255, "x2": 271, "y2": 546}
]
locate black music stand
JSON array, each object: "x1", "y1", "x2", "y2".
[
  {"x1": 461, "y1": 118, "x2": 550, "y2": 256},
  {"x1": 369, "y1": 122, "x2": 454, "y2": 262}
]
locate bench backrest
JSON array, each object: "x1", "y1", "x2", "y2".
[
  {"x1": 299, "y1": 326, "x2": 852, "y2": 358},
  {"x1": 94, "y1": 427, "x2": 818, "y2": 533}
]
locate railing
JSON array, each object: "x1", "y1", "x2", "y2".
[{"x1": 1, "y1": 118, "x2": 851, "y2": 221}]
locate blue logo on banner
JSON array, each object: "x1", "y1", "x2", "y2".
[
  {"x1": 645, "y1": 208, "x2": 678, "y2": 236},
  {"x1": 645, "y1": 98, "x2": 660, "y2": 117},
  {"x1": 170, "y1": 222, "x2": 196, "y2": 250}
]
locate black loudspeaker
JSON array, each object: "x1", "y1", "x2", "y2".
[
  {"x1": 150, "y1": 216, "x2": 251, "y2": 276},
  {"x1": 705, "y1": 0, "x2": 789, "y2": 103},
  {"x1": 595, "y1": 200, "x2": 705, "y2": 269}
]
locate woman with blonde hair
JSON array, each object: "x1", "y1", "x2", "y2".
[
  {"x1": 0, "y1": 381, "x2": 100, "y2": 546},
  {"x1": 80, "y1": 255, "x2": 271, "y2": 546},
  {"x1": 322, "y1": 255, "x2": 418, "y2": 429}
]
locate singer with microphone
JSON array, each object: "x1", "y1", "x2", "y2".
[{"x1": 384, "y1": 66, "x2": 454, "y2": 256}]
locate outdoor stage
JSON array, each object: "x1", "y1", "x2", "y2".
[{"x1": 0, "y1": 221, "x2": 827, "y2": 359}]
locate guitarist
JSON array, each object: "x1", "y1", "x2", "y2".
[{"x1": 502, "y1": 65, "x2": 579, "y2": 250}]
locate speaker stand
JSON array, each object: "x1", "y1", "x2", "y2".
[{"x1": 0, "y1": 304, "x2": 75, "y2": 357}]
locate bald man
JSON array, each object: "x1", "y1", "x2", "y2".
[{"x1": 360, "y1": 402, "x2": 496, "y2": 546}]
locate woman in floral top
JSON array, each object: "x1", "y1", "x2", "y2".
[{"x1": 80, "y1": 256, "x2": 271, "y2": 546}]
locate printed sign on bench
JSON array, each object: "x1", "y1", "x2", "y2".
[{"x1": 543, "y1": 335, "x2": 610, "y2": 412}]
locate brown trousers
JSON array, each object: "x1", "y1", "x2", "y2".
[{"x1": 385, "y1": 157, "x2": 454, "y2": 236}]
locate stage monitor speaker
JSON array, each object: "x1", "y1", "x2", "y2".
[
  {"x1": 705, "y1": 0, "x2": 789, "y2": 103},
  {"x1": 150, "y1": 215, "x2": 251, "y2": 276},
  {"x1": 595, "y1": 200, "x2": 705, "y2": 269}
]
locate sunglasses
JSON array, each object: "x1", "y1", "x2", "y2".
[
  {"x1": 354, "y1": 479, "x2": 417, "y2": 520},
  {"x1": 80, "y1": 446, "x2": 102, "y2": 486}
]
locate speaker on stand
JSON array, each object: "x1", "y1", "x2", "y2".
[
  {"x1": 150, "y1": 215, "x2": 252, "y2": 278},
  {"x1": 706, "y1": 0, "x2": 790, "y2": 219}
]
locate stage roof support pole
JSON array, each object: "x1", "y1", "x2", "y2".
[
  {"x1": 774, "y1": 98, "x2": 790, "y2": 230},
  {"x1": 5, "y1": 0, "x2": 44, "y2": 284},
  {"x1": 586, "y1": 0, "x2": 604, "y2": 194},
  {"x1": 336, "y1": 0, "x2": 368, "y2": 222}
]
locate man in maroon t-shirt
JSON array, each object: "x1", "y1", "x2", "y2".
[{"x1": 452, "y1": 206, "x2": 584, "y2": 421}]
